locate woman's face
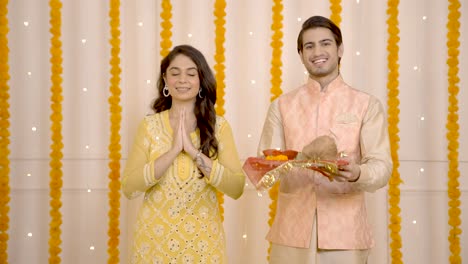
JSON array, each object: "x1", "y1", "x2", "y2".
[{"x1": 163, "y1": 54, "x2": 200, "y2": 103}]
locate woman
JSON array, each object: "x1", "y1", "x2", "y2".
[{"x1": 122, "y1": 45, "x2": 245, "y2": 263}]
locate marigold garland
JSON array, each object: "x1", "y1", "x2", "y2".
[
  {"x1": 215, "y1": 190, "x2": 225, "y2": 222},
  {"x1": 160, "y1": 0, "x2": 172, "y2": 58},
  {"x1": 386, "y1": 1, "x2": 403, "y2": 263},
  {"x1": 267, "y1": 0, "x2": 283, "y2": 261},
  {"x1": 446, "y1": 0, "x2": 462, "y2": 263},
  {"x1": 269, "y1": 0, "x2": 283, "y2": 102},
  {"x1": 48, "y1": 0, "x2": 64, "y2": 263},
  {"x1": 267, "y1": 182, "x2": 279, "y2": 260},
  {"x1": 107, "y1": 0, "x2": 122, "y2": 263},
  {"x1": 214, "y1": 0, "x2": 226, "y2": 117},
  {"x1": 0, "y1": 0, "x2": 11, "y2": 262},
  {"x1": 213, "y1": 0, "x2": 227, "y2": 221},
  {"x1": 329, "y1": 0, "x2": 342, "y2": 26}
]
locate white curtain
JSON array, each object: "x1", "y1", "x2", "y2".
[{"x1": 8, "y1": 0, "x2": 467, "y2": 263}]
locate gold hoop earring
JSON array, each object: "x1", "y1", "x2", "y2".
[{"x1": 163, "y1": 85, "x2": 170, "y2": 97}]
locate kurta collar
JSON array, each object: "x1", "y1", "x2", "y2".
[{"x1": 305, "y1": 74, "x2": 344, "y2": 93}]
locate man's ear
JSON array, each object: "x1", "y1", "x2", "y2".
[{"x1": 338, "y1": 44, "x2": 344, "y2": 58}]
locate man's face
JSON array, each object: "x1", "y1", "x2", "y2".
[{"x1": 299, "y1": 27, "x2": 343, "y2": 79}]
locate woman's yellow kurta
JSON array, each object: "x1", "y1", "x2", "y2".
[{"x1": 122, "y1": 110, "x2": 245, "y2": 264}]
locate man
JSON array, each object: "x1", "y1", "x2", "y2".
[{"x1": 257, "y1": 16, "x2": 392, "y2": 263}]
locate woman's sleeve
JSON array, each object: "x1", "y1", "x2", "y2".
[
  {"x1": 205, "y1": 120, "x2": 246, "y2": 200},
  {"x1": 122, "y1": 119, "x2": 159, "y2": 199}
]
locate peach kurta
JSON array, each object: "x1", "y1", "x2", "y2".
[{"x1": 258, "y1": 76, "x2": 392, "y2": 250}]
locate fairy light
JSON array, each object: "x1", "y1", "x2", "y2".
[{"x1": 418, "y1": 115, "x2": 426, "y2": 129}]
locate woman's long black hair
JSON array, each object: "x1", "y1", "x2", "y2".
[{"x1": 152, "y1": 45, "x2": 219, "y2": 162}]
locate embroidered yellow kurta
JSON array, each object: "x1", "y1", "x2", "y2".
[{"x1": 122, "y1": 110, "x2": 245, "y2": 264}]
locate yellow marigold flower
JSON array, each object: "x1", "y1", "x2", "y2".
[{"x1": 265, "y1": 154, "x2": 288, "y2": 161}]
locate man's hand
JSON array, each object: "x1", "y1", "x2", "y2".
[{"x1": 334, "y1": 159, "x2": 361, "y2": 182}]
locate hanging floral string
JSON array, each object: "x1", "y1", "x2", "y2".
[
  {"x1": 329, "y1": 0, "x2": 342, "y2": 26},
  {"x1": 269, "y1": 0, "x2": 283, "y2": 102},
  {"x1": 160, "y1": 0, "x2": 172, "y2": 58},
  {"x1": 213, "y1": 0, "x2": 226, "y2": 221},
  {"x1": 446, "y1": 0, "x2": 462, "y2": 263},
  {"x1": 0, "y1": 0, "x2": 10, "y2": 262},
  {"x1": 386, "y1": 1, "x2": 403, "y2": 263},
  {"x1": 267, "y1": 0, "x2": 283, "y2": 261},
  {"x1": 214, "y1": 0, "x2": 226, "y2": 117},
  {"x1": 107, "y1": 0, "x2": 122, "y2": 263},
  {"x1": 266, "y1": 182, "x2": 279, "y2": 261},
  {"x1": 48, "y1": 0, "x2": 64, "y2": 263}
]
